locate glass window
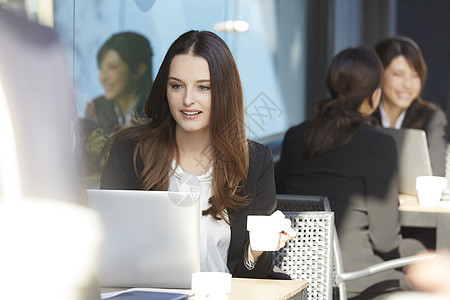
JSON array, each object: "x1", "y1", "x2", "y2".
[
  {"x1": 53, "y1": 0, "x2": 308, "y2": 182},
  {"x1": 54, "y1": 0, "x2": 308, "y2": 139}
]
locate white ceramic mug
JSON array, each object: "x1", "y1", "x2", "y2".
[
  {"x1": 247, "y1": 215, "x2": 285, "y2": 251},
  {"x1": 416, "y1": 176, "x2": 447, "y2": 207},
  {"x1": 191, "y1": 272, "x2": 231, "y2": 300}
]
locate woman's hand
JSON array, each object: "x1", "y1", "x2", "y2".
[
  {"x1": 249, "y1": 211, "x2": 296, "y2": 263},
  {"x1": 277, "y1": 219, "x2": 296, "y2": 250}
]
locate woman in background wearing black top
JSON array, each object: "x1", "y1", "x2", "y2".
[{"x1": 276, "y1": 46, "x2": 420, "y2": 299}]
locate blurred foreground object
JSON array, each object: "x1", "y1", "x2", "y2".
[
  {"x1": 0, "y1": 199, "x2": 102, "y2": 300},
  {"x1": 406, "y1": 251, "x2": 450, "y2": 297},
  {"x1": 385, "y1": 251, "x2": 450, "y2": 300},
  {"x1": 0, "y1": 3, "x2": 84, "y2": 203},
  {"x1": 0, "y1": 4, "x2": 102, "y2": 300}
]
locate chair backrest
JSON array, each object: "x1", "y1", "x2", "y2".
[
  {"x1": 276, "y1": 194, "x2": 331, "y2": 212},
  {"x1": 273, "y1": 211, "x2": 335, "y2": 300},
  {"x1": 275, "y1": 194, "x2": 423, "y2": 300},
  {"x1": 275, "y1": 194, "x2": 344, "y2": 299}
]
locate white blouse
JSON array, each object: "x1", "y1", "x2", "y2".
[
  {"x1": 379, "y1": 103, "x2": 406, "y2": 129},
  {"x1": 168, "y1": 162, "x2": 231, "y2": 273}
]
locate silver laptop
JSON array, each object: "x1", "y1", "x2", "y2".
[
  {"x1": 86, "y1": 189, "x2": 200, "y2": 289},
  {"x1": 376, "y1": 127, "x2": 432, "y2": 195}
]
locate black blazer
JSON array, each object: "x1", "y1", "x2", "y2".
[
  {"x1": 276, "y1": 122, "x2": 403, "y2": 293},
  {"x1": 101, "y1": 139, "x2": 277, "y2": 278},
  {"x1": 372, "y1": 100, "x2": 447, "y2": 176}
]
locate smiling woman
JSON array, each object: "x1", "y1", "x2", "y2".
[
  {"x1": 85, "y1": 32, "x2": 153, "y2": 134},
  {"x1": 167, "y1": 54, "x2": 212, "y2": 145},
  {"x1": 372, "y1": 36, "x2": 448, "y2": 176},
  {"x1": 100, "y1": 30, "x2": 294, "y2": 279},
  {"x1": 381, "y1": 55, "x2": 421, "y2": 115}
]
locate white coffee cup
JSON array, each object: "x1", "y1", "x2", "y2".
[
  {"x1": 416, "y1": 176, "x2": 447, "y2": 207},
  {"x1": 247, "y1": 215, "x2": 284, "y2": 251},
  {"x1": 191, "y1": 272, "x2": 231, "y2": 300}
]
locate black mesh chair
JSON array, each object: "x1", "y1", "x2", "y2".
[{"x1": 274, "y1": 194, "x2": 436, "y2": 300}]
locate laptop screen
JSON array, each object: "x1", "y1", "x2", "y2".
[
  {"x1": 376, "y1": 127, "x2": 432, "y2": 195},
  {"x1": 86, "y1": 189, "x2": 200, "y2": 288}
]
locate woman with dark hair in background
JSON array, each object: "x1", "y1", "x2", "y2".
[
  {"x1": 372, "y1": 36, "x2": 447, "y2": 176},
  {"x1": 85, "y1": 31, "x2": 153, "y2": 134},
  {"x1": 276, "y1": 46, "x2": 419, "y2": 298},
  {"x1": 101, "y1": 30, "x2": 293, "y2": 278}
]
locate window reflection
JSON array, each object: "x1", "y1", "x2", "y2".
[{"x1": 53, "y1": 0, "x2": 308, "y2": 185}]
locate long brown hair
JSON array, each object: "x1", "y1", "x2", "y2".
[
  {"x1": 374, "y1": 36, "x2": 438, "y2": 129},
  {"x1": 305, "y1": 46, "x2": 383, "y2": 158},
  {"x1": 104, "y1": 30, "x2": 249, "y2": 222}
]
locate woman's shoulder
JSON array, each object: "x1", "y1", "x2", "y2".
[
  {"x1": 358, "y1": 124, "x2": 396, "y2": 147},
  {"x1": 109, "y1": 137, "x2": 136, "y2": 155},
  {"x1": 247, "y1": 139, "x2": 275, "y2": 166},
  {"x1": 90, "y1": 95, "x2": 111, "y2": 106},
  {"x1": 108, "y1": 126, "x2": 149, "y2": 151},
  {"x1": 423, "y1": 101, "x2": 447, "y2": 122},
  {"x1": 420, "y1": 99, "x2": 443, "y2": 111},
  {"x1": 405, "y1": 99, "x2": 446, "y2": 129},
  {"x1": 286, "y1": 120, "x2": 312, "y2": 134},
  {"x1": 279, "y1": 121, "x2": 312, "y2": 143},
  {"x1": 407, "y1": 99, "x2": 444, "y2": 118},
  {"x1": 247, "y1": 139, "x2": 270, "y2": 155}
]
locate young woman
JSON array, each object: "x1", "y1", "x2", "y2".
[
  {"x1": 85, "y1": 32, "x2": 153, "y2": 133},
  {"x1": 100, "y1": 30, "x2": 292, "y2": 278},
  {"x1": 372, "y1": 36, "x2": 447, "y2": 176},
  {"x1": 276, "y1": 46, "x2": 412, "y2": 298}
]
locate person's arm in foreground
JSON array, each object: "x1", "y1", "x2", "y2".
[{"x1": 406, "y1": 251, "x2": 450, "y2": 297}]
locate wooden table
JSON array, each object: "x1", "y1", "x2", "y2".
[
  {"x1": 229, "y1": 278, "x2": 308, "y2": 300},
  {"x1": 399, "y1": 193, "x2": 450, "y2": 249},
  {"x1": 101, "y1": 278, "x2": 308, "y2": 300}
]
